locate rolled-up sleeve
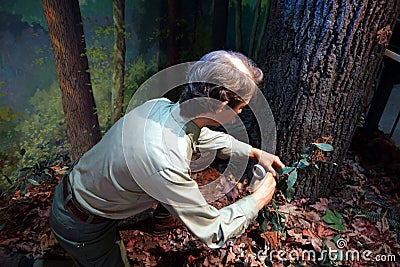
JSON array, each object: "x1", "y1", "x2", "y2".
[
  {"x1": 146, "y1": 168, "x2": 258, "y2": 248},
  {"x1": 197, "y1": 127, "x2": 252, "y2": 159},
  {"x1": 171, "y1": 195, "x2": 258, "y2": 248}
]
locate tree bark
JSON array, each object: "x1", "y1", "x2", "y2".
[
  {"x1": 111, "y1": 0, "x2": 126, "y2": 124},
  {"x1": 212, "y1": 0, "x2": 229, "y2": 50},
  {"x1": 260, "y1": 0, "x2": 400, "y2": 200},
  {"x1": 42, "y1": 0, "x2": 101, "y2": 160}
]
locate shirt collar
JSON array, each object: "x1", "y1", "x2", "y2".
[{"x1": 169, "y1": 102, "x2": 200, "y2": 142}]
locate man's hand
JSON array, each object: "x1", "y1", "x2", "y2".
[
  {"x1": 249, "y1": 148, "x2": 285, "y2": 176},
  {"x1": 250, "y1": 172, "x2": 276, "y2": 210}
]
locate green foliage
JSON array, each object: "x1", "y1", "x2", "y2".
[
  {"x1": 0, "y1": 82, "x2": 69, "y2": 191},
  {"x1": 86, "y1": 27, "x2": 114, "y2": 132},
  {"x1": 0, "y1": 106, "x2": 20, "y2": 178},
  {"x1": 124, "y1": 54, "x2": 159, "y2": 106},
  {"x1": 312, "y1": 143, "x2": 334, "y2": 152},
  {"x1": 276, "y1": 142, "x2": 334, "y2": 201},
  {"x1": 94, "y1": 24, "x2": 113, "y2": 40},
  {"x1": 0, "y1": 1, "x2": 47, "y2": 28},
  {"x1": 1, "y1": 21, "x2": 160, "y2": 191},
  {"x1": 322, "y1": 209, "x2": 346, "y2": 231},
  {"x1": 17, "y1": 82, "x2": 68, "y2": 165},
  {"x1": 79, "y1": 0, "x2": 112, "y2": 20},
  {"x1": 0, "y1": 106, "x2": 18, "y2": 123},
  {"x1": 351, "y1": 207, "x2": 400, "y2": 242},
  {"x1": 3, "y1": 148, "x2": 56, "y2": 196},
  {"x1": 258, "y1": 199, "x2": 287, "y2": 233},
  {"x1": 86, "y1": 24, "x2": 159, "y2": 133},
  {"x1": 0, "y1": 85, "x2": 21, "y2": 190}
]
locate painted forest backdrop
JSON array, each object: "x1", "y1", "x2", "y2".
[{"x1": 0, "y1": 0, "x2": 272, "y2": 190}]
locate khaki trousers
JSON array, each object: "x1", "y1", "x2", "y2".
[{"x1": 49, "y1": 180, "x2": 129, "y2": 267}]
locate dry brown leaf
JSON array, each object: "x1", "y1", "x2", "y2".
[
  {"x1": 278, "y1": 203, "x2": 298, "y2": 215},
  {"x1": 260, "y1": 231, "x2": 278, "y2": 249},
  {"x1": 225, "y1": 247, "x2": 236, "y2": 264},
  {"x1": 310, "y1": 198, "x2": 329, "y2": 212},
  {"x1": 0, "y1": 237, "x2": 20, "y2": 246},
  {"x1": 38, "y1": 206, "x2": 51, "y2": 218},
  {"x1": 16, "y1": 243, "x2": 32, "y2": 253},
  {"x1": 310, "y1": 238, "x2": 322, "y2": 253},
  {"x1": 298, "y1": 218, "x2": 311, "y2": 229},
  {"x1": 302, "y1": 228, "x2": 322, "y2": 252},
  {"x1": 286, "y1": 229, "x2": 303, "y2": 243},
  {"x1": 377, "y1": 25, "x2": 392, "y2": 45},
  {"x1": 376, "y1": 217, "x2": 390, "y2": 234},
  {"x1": 306, "y1": 210, "x2": 321, "y2": 222},
  {"x1": 317, "y1": 222, "x2": 337, "y2": 237},
  {"x1": 39, "y1": 234, "x2": 50, "y2": 251},
  {"x1": 202, "y1": 256, "x2": 209, "y2": 266}
]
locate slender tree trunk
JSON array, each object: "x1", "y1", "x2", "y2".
[
  {"x1": 261, "y1": 0, "x2": 400, "y2": 200},
  {"x1": 42, "y1": 0, "x2": 101, "y2": 160},
  {"x1": 254, "y1": 0, "x2": 271, "y2": 62},
  {"x1": 111, "y1": 0, "x2": 126, "y2": 124},
  {"x1": 192, "y1": 0, "x2": 200, "y2": 45},
  {"x1": 212, "y1": 0, "x2": 229, "y2": 50},
  {"x1": 235, "y1": 0, "x2": 242, "y2": 52},
  {"x1": 248, "y1": 0, "x2": 261, "y2": 57},
  {"x1": 164, "y1": 0, "x2": 182, "y2": 102},
  {"x1": 167, "y1": 0, "x2": 178, "y2": 66}
]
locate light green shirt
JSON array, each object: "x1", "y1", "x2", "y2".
[{"x1": 70, "y1": 98, "x2": 258, "y2": 248}]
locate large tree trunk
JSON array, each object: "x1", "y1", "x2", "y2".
[
  {"x1": 111, "y1": 0, "x2": 126, "y2": 124},
  {"x1": 212, "y1": 0, "x2": 229, "y2": 50},
  {"x1": 42, "y1": 0, "x2": 101, "y2": 160},
  {"x1": 261, "y1": 0, "x2": 400, "y2": 200}
]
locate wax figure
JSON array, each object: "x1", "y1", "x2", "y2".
[{"x1": 49, "y1": 50, "x2": 284, "y2": 266}]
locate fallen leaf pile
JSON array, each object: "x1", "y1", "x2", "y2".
[
  {"x1": 0, "y1": 166, "x2": 69, "y2": 261},
  {"x1": 0, "y1": 132, "x2": 399, "y2": 266}
]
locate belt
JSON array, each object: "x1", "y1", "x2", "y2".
[{"x1": 62, "y1": 176, "x2": 109, "y2": 224}]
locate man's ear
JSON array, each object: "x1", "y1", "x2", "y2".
[{"x1": 216, "y1": 101, "x2": 229, "y2": 113}]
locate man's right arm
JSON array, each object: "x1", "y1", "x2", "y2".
[{"x1": 249, "y1": 172, "x2": 276, "y2": 209}]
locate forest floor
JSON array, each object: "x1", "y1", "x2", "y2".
[{"x1": 0, "y1": 130, "x2": 399, "y2": 267}]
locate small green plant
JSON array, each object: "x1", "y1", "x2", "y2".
[
  {"x1": 255, "y1": 140, "x2": 352, "y2": 265},
  {"x1": 257, "y1": 141, "x2": 334, "y2": 232},
  {"x1": 2, "y1": 148, "x2": 55, "y2": 197},
  {"x1": 322, "y1": 209, "x2": 346, "y2": 231},
  {"x1": 16, "y1": 148, "x2": 40, "y2": 191},
  {"x1": 277, "y1": 142, "x2": 334, "y2": 201}
]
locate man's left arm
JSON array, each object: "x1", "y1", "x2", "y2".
[
  {"x1": 197, "y1": 127, "x2": 252, "y2": 159},
  {"x1": 197, "y1": 127, "x2": 284, "y2": 176}
]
